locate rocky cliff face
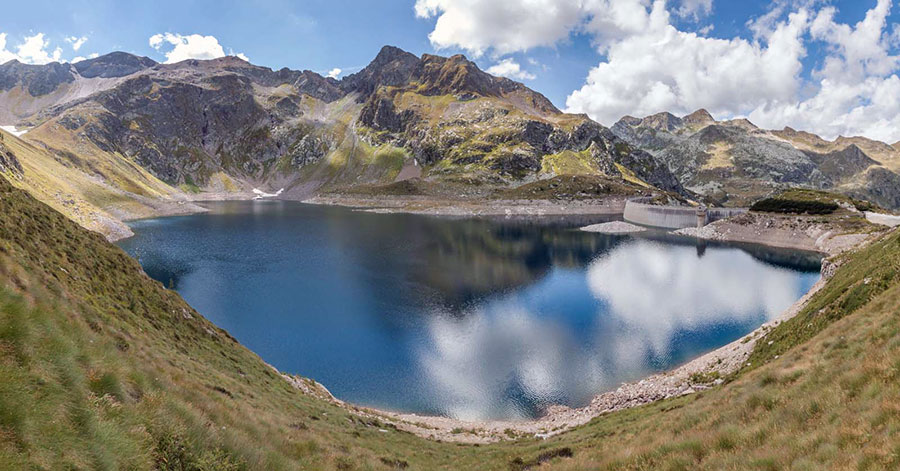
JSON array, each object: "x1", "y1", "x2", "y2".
[
  {"x1": 0, "y1": 134, "x2": 23, "y2": 177},
  {"x1": 612, "y1": 110, "x2": 900, "y2": 208},
  {"x1": 4, "y1": 46, "x2": 683, "y2": 198},
  {"x1": 0, "y1": 60, "x2": 76, "y2": 96},
  {"x1": 342, "y1": 47, "x2": 679, "y2": 189},
  {"x1": 72, "y1": 52, "x2": 157, "y2": 79},
  {"x1": 8, "y1": 46, "x2": 896, "y2": 210}
]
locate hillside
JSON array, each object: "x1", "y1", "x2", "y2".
[
  {"x1": 0, "y1": 47, "x2": 680, "y2": 214},
  {"x1": 0, "y1": 128, "x2": 200, "y2": 239},
  {"x1": 612, "y1": 111, "x2": 900, "y2": 208},
  {"x1": 2, "y1": 153, "x2": 900, "y2": 468}
]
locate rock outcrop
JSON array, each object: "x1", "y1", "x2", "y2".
[
  {"x1": 612, "y1": 109, "x2": 900, "y2": 208},
  {"x1": 0, "y1": 134, "x2": 23, "y2": 177}
]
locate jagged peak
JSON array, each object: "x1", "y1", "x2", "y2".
[
  {"x1": 616, "y1": 115, "x2": 642, "y2": 126},
  {"x1": 83, "y1": 51, "x2": 156, "y2": 64},
  {"x1": 834, "y1": 135, "x2": 890, "y2": 147},
  {"x1": 683, "y1": 108, "x2": 715, "y2": 125},
  {"x1": 340, "y1": 45, "x2": 421, "y2": 95},
  {"x1": 163, "y1": 55, "x2": 251, "y2": 68},
  {"x1": 724, "y1": 118, "x2": 758, "y2": 130},
  {"x1": 640, "y1": 111, "x2": 683, "y2": 131},
  {"x1": 211, "y1": 55, "x2": 252, "y2": 66},
  {"x1": 73, "y1": 51, "x2": 157, "y2": 78},
  {"x1": 373, "y1": 45, "x2": 419, "y2": 64}
]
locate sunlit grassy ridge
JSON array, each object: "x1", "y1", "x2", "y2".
[{"x1": 1, "y1": 171, "x2": 899, "y2": 469}]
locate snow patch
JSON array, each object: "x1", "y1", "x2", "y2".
[
  {"x1": 0, "y1": 125, "x2": 28, "y2": 137},
  {"x1": 252, "y1": 188, "x2": 284, "y2": 199}
]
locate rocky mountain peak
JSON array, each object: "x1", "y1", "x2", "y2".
[
  {"x1": 617, "y1": 116, "x2": 642, "y2": 126},
  {"x1": 341, "y1": 45, "x2": 421, "y2": 96},
  {"x1": 373, "y1": 45, "x2": 420, "y2": 65},
  {"x1": 73, "y1": 52, "x2": 157, "y2": 78},
  {"x1": 683, "y1": 108, "x2": 715, "y2": 126},
  {"x1": 0, "y1": 60, "x2": 75, "y2": 96},
  {"x1": 723, "y1": 118, "x2": 758, "y2": 131},
  {"x1": 418, "y1": 52, "x2": 495, "y2": 96},
  {"x1": 834, "y1": 135, "x2": 895, "y2": 152},
  {"x1": 641, "y1": 112, "x2": 683, "y2": 132}
]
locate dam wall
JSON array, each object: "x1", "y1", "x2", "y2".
[{"x1": 623, "y1": 198, "x2": 747, "y2": 230}]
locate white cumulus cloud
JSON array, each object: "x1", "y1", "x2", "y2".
[
  {"x1": 676, "y1": 0, "x2": 713, "y2": 20},
  {"x1": 414, "y1": 0, "x2": 584, "y2": 56},
  {"x1": 149, "y1": 33, "x2": 247, "y2": 64},
  {"x1": 417, "y1": 0, "x2": 900, "y2": 142},
  {"x1": 748, "y1": 0, "x2": 900, "y2": 141},
  {"x1": 566, "y1": 2, "x2": 808, "y2": 125},
  {"x1": 65, "y1": 35, "x2": 88, "y2": 51},
  {"x1": 1, "y1": 33, "x2": 63, "y2": 65},
  {"x1": 326, "y1": 67, "x2": 342, "y2": 79},
  {"x1": 486, "y1": 58, "x2": 536, "y2": 80},
  {"x1": 72, "y1": 53, "x2": 99, "y2": 63},
  {"x1": 0, "y1": 33, "x2": 16, "y2": 63}
]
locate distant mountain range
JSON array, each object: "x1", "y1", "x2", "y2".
[
  {"x1": 1, "y1": 45, "x2": 899, "y2": 238},
  {"x1": 611, "y1": 110, "x2": 900, "y2": 208}
]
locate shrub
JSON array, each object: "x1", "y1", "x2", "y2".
[{"x1": 750, "y1": 197, "x2": 839, "y2": 215}]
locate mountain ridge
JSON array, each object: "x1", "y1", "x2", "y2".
[
  {"x1": 1, "y1": 45, "x2": 899, "y2": 244},
  {"x1": 611, "y1": 109, "x2": 900, "y2": 208},
  {"x1": 1, "y1": 45, "x2": 685, "y2": 236}
]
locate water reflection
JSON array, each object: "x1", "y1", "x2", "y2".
[
  {"x1": 417, "y1": 239, "x2": 816, "y2": 419},
  {"x1": 118, "y1": 202, "x2": 821, "y2": 420},
  {"x1": 588, "y1": 241, "x2": 804, "y2": 356}
]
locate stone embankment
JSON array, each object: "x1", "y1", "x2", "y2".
[
  {"x1": 623, "y1": 197, "x2": 747, "y2": 230},
  {"x1": 675, "y1": 212, "x2": 882, "y2": 254}
]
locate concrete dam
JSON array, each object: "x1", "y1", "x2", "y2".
[{"x1": 623, "y1": 198, "x2": 747, "y2": 230}]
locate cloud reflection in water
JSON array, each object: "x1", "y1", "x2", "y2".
[{"x1": 419, "y1": 240, "x2": 816, "y2": 420}]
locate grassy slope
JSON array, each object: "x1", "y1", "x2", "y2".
[
  {"x1": 750, "y1": 188, "x2": 884, "y2": 215},
  {"x1": 1, "y1": 171, "x2": 899, "y2": 469},
  {"x1": 0, "y1": 128, "x2": 189, "y2": 239},
  {"x1": 0, "y1": 175, "x2": 480, "y2": 470},
  {"x1": 23, "y1": 121, "x2": 180, "y2": 202}
]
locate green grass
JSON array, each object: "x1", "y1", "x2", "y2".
[
  {"x1": 751, "y1": 188, "x2": 884, "y2": 214},
  {"x1": 497, "y1": 175, "x2": 643, "y2": 200},
  {"x1": 747, "y1": 229, "x2": 900, "y2": 368},
  {"x1": 2, "y1": 171, "x2": 900, "y2": 469},
  {"x1": 540, "y1": 150, "x2": 601, "y2": 176}
]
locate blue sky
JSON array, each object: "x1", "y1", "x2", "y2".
[{"x1": 2, "y1": 1, "x2": 900, "y2": 141}]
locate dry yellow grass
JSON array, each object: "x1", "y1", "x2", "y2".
[
  {"x1": 2, "y1": 156, "x2": 900, "y2": 469},
  {"x1": 702, "y1": 142, "x2": 734, "y2": 170}
]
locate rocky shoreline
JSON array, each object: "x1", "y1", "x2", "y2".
[
  {"x1": 279, "y1": 263, "x2": 833, "y2": 444},
  {"x1": 117, "y1": 192, "x2": 886, "y2": 443},
  {"x1": 673, "y1": 211, "x2": 885, "y2": 254},
  {"x1": 304, "y1": 194, "x2": 629, "y2": 218},
  {"x1": 272, "y1": 199, "x2": 888, "y2": 444}
]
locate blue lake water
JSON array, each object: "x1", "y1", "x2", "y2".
[{"x1": 118, "y1": 201, "x2": 822, "y2": 420}]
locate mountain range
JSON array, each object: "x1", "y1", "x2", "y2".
[
  {"x1": 612, "y1": 110, "x2": 900, "y2": 208},
  {"x1": 3, "y1": 45, "x2": 900, "y2": 470},
  {"x1": 1, "y1": 45, "x2": 899, "y2": 238}
]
